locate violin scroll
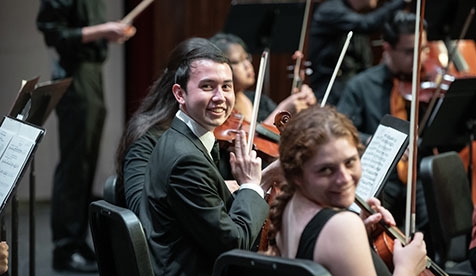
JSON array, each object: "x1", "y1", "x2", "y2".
[{"x1": 274, "y1": 110, "x2": 292, "y2": 134}]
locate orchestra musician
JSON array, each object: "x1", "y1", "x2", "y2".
[
  {"x1": 209, "y1": 33, "x2": 316, "y2": 126},
  {"x1": 115, "y1": 37, "x2": 282, "y2": 216},
  {"x1": 36, "y1": 0, "x2": 135, "y2": 272},
  {"x1": 266, "y1": 105, "x2": 428, "y2": 276},
  {"x1": 137, "y1": 37, "x2": 272, "y2": 276},
  {"x1": 116, "y1": 38, "x2": 220, "y2": 215},
  {"x1": 336, "y1": 10, "x2": 433, "y2": 256},
  {"x1": 307, "y1": 0, "x2": 411, "y2": 106},
  {"x1": 209, "y1": 33, "x2": 316, "y2": 170}
]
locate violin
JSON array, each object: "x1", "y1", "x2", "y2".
[
  {"x1": 392, "y1": 42, "x2": 454, "y2": 186},
  {"x1": 355, "y1": 195, "x2": 449, "y2": 276},
  {"x1": 395, "y1": 43, "x2": 457, "y2": 104},
  {"x1": 256, "y1": 111, "x2": 292, "y2": 252},
  {"x1": 214, "y1": 110, "x2": 280, "y2": 162},
  {"x1": 215, "y1": 50, "x2": 281, "y2": 163},
  {"x1": 290, "y1": 0, "x2": 312, "y2": 93}
]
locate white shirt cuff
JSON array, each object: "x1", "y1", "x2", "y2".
[{"x1": 239, "y1": 183, "x2": 264, "y2": 198}]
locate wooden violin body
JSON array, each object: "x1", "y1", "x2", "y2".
[
  {"x1": 355, "y1": 196, "x2": 448, "y2": 276},
  {"x1": 214, "y1": 110, "x2": 280, "y2": 162},
  {"x1": 373, "y1": 231, "x2": 440, "y2": 276}
]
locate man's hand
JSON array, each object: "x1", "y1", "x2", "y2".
[{"x1": 229, "y1": 130, "x2": 262, "y2": 186}]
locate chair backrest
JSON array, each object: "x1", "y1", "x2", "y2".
[
  {"x1": 103, "y1": 175, "x2": 120, "y2": 205},
  {"x1": 212, "y1": 249, "x2": 331, "y2": 276},
  {"x1": 89, "y1": 200, "x2": 154, "y2": 276},
  {"x1": 420, "y1": 151, "x2": 474, "y2": 263}
]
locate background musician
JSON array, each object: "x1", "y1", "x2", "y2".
[
  {"x1": 36, "y1": 0, "x2": 135, "y2": 273},
  {"x1": 210, "y1": 33, "x2": 315, "y2": 169},
  {"x1": 308, "y1": 0, "x2": 411, "y2": 106},
  {"x1": 336, "y1": 11, "x2": 432, "y2": 257},
  {"x1": 209, "y1": 33, "x2": 316, "y2": 126}
]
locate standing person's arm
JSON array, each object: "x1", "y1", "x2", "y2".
[
  {"x1": 36, "y1": 0, "x2": 135, "y2": 54},
  {"x1": 81, "y1": 22, "x2": 134, "y2": 44}
]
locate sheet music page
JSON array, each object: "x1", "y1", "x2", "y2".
[
  {"x1": 0, "y1": 117, "x2": 43, "y2": 204},
  {"x1": 349, "y1": 124, "x2": 407, "y2": 212},
  {"x1": 0, "y1": 130, "x2": 14, "y2": 161}
]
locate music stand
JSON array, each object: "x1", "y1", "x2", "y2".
[
  {"x1": 223, "y1": 2, "x2": 307, "y2": 54},
  {"x1": 7, "y1": 77, "x2": 70, "y2": 276},
  {"x1": 419, "y1": 77, "x2": 476, "y2": 149},
  {"x1": 0, "y1": 117, "x2": 45, "y2": 276},
  {"x1": 424, "y1": 0, "x2": 476, "y2": 41},
  {"x1": 418, "y1": 77, "x2": 476, "y2": 190}
]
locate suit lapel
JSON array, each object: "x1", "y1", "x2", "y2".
[{"x1": 171, "y1": 117, "x2": 215, "y2": 166}]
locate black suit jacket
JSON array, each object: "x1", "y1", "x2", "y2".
[{"x1": 140, "y1": 117, "x2": 269, "y2": 276}]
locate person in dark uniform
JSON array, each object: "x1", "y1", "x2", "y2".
[
  {"x1": 336, "y1": 11, "x2": 432, "y2": 256},
  {"x1": 36, "y1": 0, "x2": 135, "y2": 272},
  {"x1": 138, "y1": 37, "x2": 271, "y2": 276},
  {"x1": 307, "y1": 0, "x2": 409, "y2": 106}
]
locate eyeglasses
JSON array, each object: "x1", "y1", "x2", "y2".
[
  {"x1": 229, "y1": 53, "x2": 252, "y2": 65},
  {"x1": 394, "y1": 45, "x2": 430, "y2": 56}
]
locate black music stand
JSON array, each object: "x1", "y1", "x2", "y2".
[
  {"x1": 418, "y1": 77, "x2": 476, "y2": 188},
  {"x1": 7, "y1": 77, "x2": 70, "y2": 276},
  {"x1": 424, "y1": 0, "x2": 476, "y2": 41},
  {"x1": 0, "y1": 117, "x2": 45, "y2": 276},
  {"x1": 223, "y1": 2, "x2": 307, "y2": 54}
]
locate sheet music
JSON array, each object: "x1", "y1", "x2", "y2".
[
  {"x1": 0, "y1": 117, "x2": 44, "y2": 205},
  {"x1": 349, "y1": 124, "x2": 407, "y2": 212}
]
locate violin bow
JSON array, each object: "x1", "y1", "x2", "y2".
[
  {"x1": 291, "y1": 0, "x2": 312, "y2": 93},
  {"x1": 121, "y1": 0, "x2": 155, "y2": 25},
  {"x1": 404, "y1": 0, "x2": 426, "y2": 240},
  {"x1": 320, "y1": 31, "x2": 353, "y2": 107},
  {"x1": 246, "y1": 50, "x2": 270, "y2": 154}
]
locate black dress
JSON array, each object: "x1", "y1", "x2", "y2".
[{"x1": 296, "y1": 208, "x2": 392, "y2": 276}]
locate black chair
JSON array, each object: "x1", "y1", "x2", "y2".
[
  {"x1": 89, "y1": 200, "x2": 154, "y2": 276},
  {"x1": 212, "y1": 249, "x2": 331, "y2": 276},
  {"x1": 103, "y1": 175, "x2": 119, "y2": 205},
  {"x1": 420, "y1": 151, "x2": 474, "y2": 268}
]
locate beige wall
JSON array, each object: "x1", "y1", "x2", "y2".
[{"x1": 0, "y1": 1, "x2": 125, "y2": 201}]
